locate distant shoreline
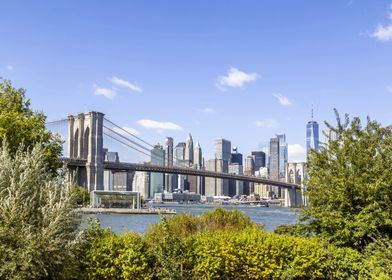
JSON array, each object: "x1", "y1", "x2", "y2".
[{"x1": 78, "y1": 207, "x2": 176, "y2": 215}]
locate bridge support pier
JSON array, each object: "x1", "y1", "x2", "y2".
[{"x1": 67, "y1": 111, "x2": 105, "y2": 191}]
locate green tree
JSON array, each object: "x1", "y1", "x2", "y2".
[
  {"x1": 0, "y1": 142, "x2": 81, "y2": 279},
  {"x1": 302, "y1": 110, "x2": 392, "y2": 250},
  {"x1": 0, "y1": 79, "x2": 62, "y2": 173}
]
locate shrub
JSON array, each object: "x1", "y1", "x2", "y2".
[{"x1": 0, "y1": 143, "x2": 80, "y2": 279}]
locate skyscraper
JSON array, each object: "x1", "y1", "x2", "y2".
[
  {"x1": 193, "y1": 141, "x2": 202, "y2": 167},
  {"x1": 150, "y1": 144, "x2": 165, "y2": 197},
  {"x1": 269, "y1": 137, "x2": 279, "y2": 181},
  {"x1": 214, "y1": 138, "x2": 231, "y2": 162},
  {"x1": 276, "y1": 134, "x2": 288, "y2": 181},
  {"x1": 231, "y1": 147, "x2": 243, "y2": 165},
  {"x1": 185, "y1": 133, "x2": 194, "y2": 164},
  {"x1": 306, "y1": 110, "x2": 319, "y2": 158},
  {"x1": 164, "y1": 137, "x2": 174, "y2": 192},
  {"x1": 174, "y1": 142, "x2": 187, "y2": 189},
  {"x1": 251, "y1": 151, "x2": 266, "y2": 171}
]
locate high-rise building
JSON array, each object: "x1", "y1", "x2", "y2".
[
  {"x1": 164, "y1": 137, "x2": 174, "y2": 192},
  {"x1": 214, "y1": 138, "x2": 231, "y2": 162},
  {"x1": 205, "y1": 159, "x2": 229, "y2": 196},
  {"x1": 306, "y1": 110, "x2": 319, "y2": 158},
  {"x1": 269, "y1": 137, "x2": 279, "y2": 181},
  {"x1": 244, "y1": 155, "x2": 255, "y2": 176},
  {"x1": 228, "y1": 162, "x2": 243, "y2": 196},
  {"x1": 231, "y1": 147, "x2": 243, "y2": 165},
  {"x1": 174, "y1": 142, "x2": 186, "y2": 164},
  {"x1": 165, "y1": 137, "x2": 173, "y2": 167},
  {"x1": 185, "y1": 133, "x2": 194, "y2": 164},
  {"x1": 276, "y1": 134, "x2": 288, "y2": 181},
  {"x1": 251, "y1": 151, "x2": 266, "y2": 170},
  {"x1": 132, "y1": 170, "x2": 150, "y2": 199},
  {"x1": 150, "y1": 144, "x2": 165, "y2": 197},
  {"x1": 193, "y1": 141, "x2": 202, "y2": 167}
]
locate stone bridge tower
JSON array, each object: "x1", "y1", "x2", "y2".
[
  {"x1": 67, "y1": 112, "x2": 104, "y2": 191},
  {"x1": 284, "y1": 162, "x2": 306, "y2": 207}
]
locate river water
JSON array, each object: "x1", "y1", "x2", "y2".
[{"x1": 82, "y1": 204, "x2": 299, "y2": 234}]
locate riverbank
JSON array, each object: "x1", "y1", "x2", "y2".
[{"x1": 79, "y1": 207, "x2": 176, "y2": 215}]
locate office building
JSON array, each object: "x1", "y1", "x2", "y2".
[
  {"x1": 150, "y1": 144, "x2": 165, "y2": 197},
  {"x1": 228, "y1": 162, "x2": 243, "y2": 196},
  {"x1": 194, "y1": 141, "x2": 202, "y2": 167},
  {"x1": 251, "y1": 151, "x2": 266, "y2": 170},
  {"x1": 185, "y1": 133, "x2": 194, "y2": 164},
  {"x1": 244, "y1": 155, "x2": 255, "y2": 176},
  {"x1": 231, "y1": 147, "x2": 243, "y2": 165},
  {"x1": 205, "y1": 158, "x2": 229, "y2": 196},
  {"x1": 214, "y1": 138, "x2": 231, "y2": 162},
  {"x1": 164, "y1": 137, "x2": 174, "y2": 192},
  {"x1": 132, "y1": 170, "x2": 150, "y2": 199},
  {"x1": 306, "y1": 110, "x2": 319, "y2": 158},
  {"x1": 276, "y1": 134, "x2": 288, "y2": 181}
]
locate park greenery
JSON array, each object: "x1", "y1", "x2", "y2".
[{"x1": 1, "y1": 79, "x2": 392, "y2": 279}]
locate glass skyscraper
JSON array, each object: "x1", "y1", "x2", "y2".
[{"x1": 306, "y1": 120, "x2": 319, "y2": 158}]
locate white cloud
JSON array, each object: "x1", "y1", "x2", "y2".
[
  {"x1": 113, "y1": 126, "x2": 141, "y2": 136},
  {"x1": 254, "y1": 119, "x2": 278, "y2": 128},
  {"x1": 288, "y1": 144, "x2": 306, "y2": 162},
  {"x1": 273, "y1": 93, "x2": 292, "y2": 106},
  {"x1": 93, "y1": 84, "x2": 117, "y2": 99},
  {"x1": 372, "y1": 24, "x2": 392, "y2": 42},
  {"x1": 6, "y1": 65, "x2": 14, "y2": 71},
  {"x1": 137, "y1": 119, "x2": 182, "y2": 131},
  {"x1": 216, "y1": 67, "x2": 258, "y2": 91},
  {"x1": 371, "y1": 4, "x2": 392, "y2": 42},
  {"x1": 200, "y1": 107, "x2": 216, "y2": 113},
  {"x1": 110, "y1": 76, "x2": 142, "y2": 93}
]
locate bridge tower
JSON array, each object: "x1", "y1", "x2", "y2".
[
  {"x1": 67, "y1": 112, "x2": 104, "y2": 191},
  {"x1": 284, "y1": 162, "x2": 306, "y2": 207}
]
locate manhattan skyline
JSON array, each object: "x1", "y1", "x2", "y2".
[{"x1": 1, "y1": 1, "x2": 392, "y2": 162}]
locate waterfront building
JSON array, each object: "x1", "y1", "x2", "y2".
[
  {"x1": 132, "y1": 170, "x2": 150, "y2": 199},
  {"x1": 254, "y1": 167, "x2": 271, "y2": 198},
  {"x1": 269, "y1": 137, "x2": 280, "y2": 197},
  {"x1": 150, "y1": 144, "x2": 165, "y2": 197},
  {"x1": 164, "y1": 137, "x2": 174, "y2": 192},
  {"x1": 228, "y1": 162, "x2": 244, "y2": 196},
  {"x1": 205, "y1": 158, "x2": 229, "y2": 196},
  {"x1": 276, "y1": 134, "x2": 288, "y2": 181},
  {"x1": 185, "y1": 133, "x2": 194, "y2": 164},
  {"x1": 251, "y1": 151, "x2": 266, "y2": 170},
  {"x1": 214, "y1": 138, "x2": 231, "y2": 162},
  {"x1": 306, "y1": 110, "x2": 320, "y2": 158},
  {"x1": 193, "y1": 141, "x2": 204, "y2": 194}
]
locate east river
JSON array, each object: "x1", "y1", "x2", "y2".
[{"x1": 82, "y1": 204, "x2": 299, "y2": 234}]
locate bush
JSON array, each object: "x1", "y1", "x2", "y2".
[
  {"x1": 0, "y1": 143, "x2": 80, "y2": 279},
  {"x1": 192, "y1": 229, "x2": 328, "y2": 279},
  {"x1": 81, "y1": 230, "x2": 152, "y2": 279}
]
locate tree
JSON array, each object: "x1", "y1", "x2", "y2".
[
  {"x1": 0, "y1": 142, "x2": 81, "y2": 279},
  {"x1": 302, "y1": 110, "x2": 392, "y2": 250},
  {"x1": 0, "y1": 79, "x2": 62, "y2": 173}
]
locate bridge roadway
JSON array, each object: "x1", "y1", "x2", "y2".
[{"x1": 62, "y1": 157, "x2": 298, "y2": 190}]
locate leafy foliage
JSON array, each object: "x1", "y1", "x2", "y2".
[
  {"x1": 72, "y1": 185, "x2": 90, "y2": 206},
  {"x1": 0, "y1": 79, "x2": 62, "y2": 173},
  {"x1": 302, "y1": 110, "x2": 392, "y2": 250},
  {"x1": 0, "y1": 142, "x2": 81, "y2": 279}
]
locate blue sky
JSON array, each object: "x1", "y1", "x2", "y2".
[{"x1": 1, "y1": 0, "x2": 392, "y2": 162}]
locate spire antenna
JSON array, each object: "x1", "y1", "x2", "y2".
[{"x1": 311, "y1": 104, "x2": 314, "y2": 121}]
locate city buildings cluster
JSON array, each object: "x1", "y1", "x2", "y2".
[{"x1": 131, "y1": 111, "x2": 320, "y2": 201}]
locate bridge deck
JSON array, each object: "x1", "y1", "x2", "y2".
[{"x1": 61, "y1": 158, "x2": 298, "y2": 189}]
